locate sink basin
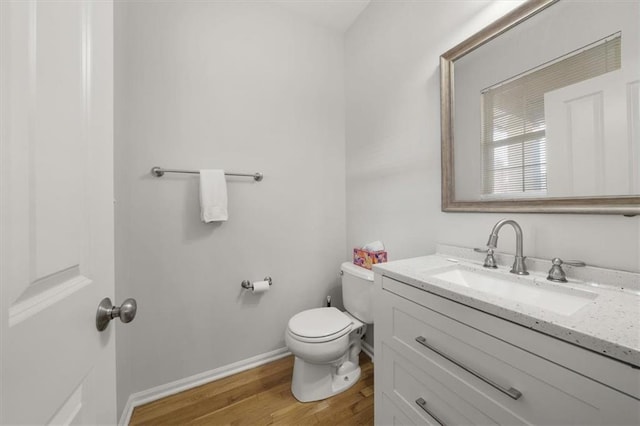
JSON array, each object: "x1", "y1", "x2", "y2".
[{"x1": 428, "y1": 264, "x2": 598, "y2": 316}]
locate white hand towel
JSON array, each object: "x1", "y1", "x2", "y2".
[{"x1": 199, "y1": 170, "x2": 228, "y2": 222}]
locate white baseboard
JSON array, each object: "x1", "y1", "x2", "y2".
[
  {"x1": 118, "y1": 347, "x2": 291, "y2": 426},
  {"x1": 362, "y1": 340, "x2": 374, "y2": 362}
]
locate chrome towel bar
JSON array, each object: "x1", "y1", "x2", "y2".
[{"x1": 151, "y1": 166, "x2": 263, "y2": 181}]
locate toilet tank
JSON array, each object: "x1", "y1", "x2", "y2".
[{"x1": 340, "y1": 262, "x2": 374, "y2": 324}]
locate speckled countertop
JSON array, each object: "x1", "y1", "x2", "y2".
[{"x1": 373, "y1": 244, "x2": 640, "y2": 368}]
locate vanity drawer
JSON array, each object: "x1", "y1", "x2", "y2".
[
  {"x1": 378, "y1": 392, "x2": 417, "y2": 426},
  {"x1": 378, "y1": 277, "x2": 640, "y2": 425},
  {"x1": 380, "y1": 342, "x2": 500, "y2": 425}
]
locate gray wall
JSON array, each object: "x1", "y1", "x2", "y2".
[
  {"x1": 115, "y1": 1, "x2": 346, "y2": 415},
  {"x1": 345, "y1": 0, "x2": 639, "y2": 275}
]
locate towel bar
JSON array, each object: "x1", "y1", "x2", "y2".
[{"x1": 151, "y1": 166, "x2": 263, "y2": 181}]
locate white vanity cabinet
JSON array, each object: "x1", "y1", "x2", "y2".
[{"x1": 374, "y1": 275, "x2": 640, "y2": 426}]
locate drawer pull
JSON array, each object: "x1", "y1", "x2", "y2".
[
  {"x1": 415, "y1": 336, "x2": 523, "y2": 400},
  {"x1": 415, "y1": 398, "x2": 446, "y2": 426}
]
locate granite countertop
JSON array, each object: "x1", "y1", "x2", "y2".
[{"x1": 373, "y1": 244, "x2": 640, "y2": 368}]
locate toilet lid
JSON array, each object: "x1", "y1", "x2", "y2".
[{"x1": 288, "y1": 307, "x2": 351, "y2": 340}]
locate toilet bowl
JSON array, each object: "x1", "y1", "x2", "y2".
[{"x1": 285, "y1": 262, "x2": 373, "y2": 402}]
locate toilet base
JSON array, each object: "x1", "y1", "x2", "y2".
[{"x1": 290, "y1": 356, "x2": 361, "y2": 402}]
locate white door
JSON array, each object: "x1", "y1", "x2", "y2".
[
  {"x1": 545, "y1": 69, "x2": 640, "y2": 198},
  {"x1": 1, "y1": 1, "x2": 117, "y2": 424}
]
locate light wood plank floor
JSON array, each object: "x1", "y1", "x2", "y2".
[{"x1": 129, "y1": 352, "x2": 374, "y2": 425}]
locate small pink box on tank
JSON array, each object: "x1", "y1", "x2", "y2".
[{"x1": 353, "y1": 240, "x2": 387, "y2": 270}]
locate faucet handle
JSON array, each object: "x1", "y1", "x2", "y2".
[
  {"x1": 547, "y1": 258, "x2": 585, "y2": 282},
  {"x1": 563, "y1": 259, "x2": 586, "y2": 267},
  {"x1": 474, "y1": 247, "x2": 498, "y2": 268},
  {"x1": 482, "y1": 248, "x2": 498, "y2": 269}
]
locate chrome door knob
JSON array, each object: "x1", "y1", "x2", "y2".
[{"x1": 96, "y1": 297, "x2": 137, "y2": 331}]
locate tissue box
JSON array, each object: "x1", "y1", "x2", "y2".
[{"x1": 353, "y1": 248, "x2": 388, "y2": 270}]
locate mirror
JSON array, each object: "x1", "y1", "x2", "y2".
[{"x1": 441, "y1": 0, "x2": 640, "y2": 215}]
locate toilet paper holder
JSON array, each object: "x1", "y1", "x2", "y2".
[{"x1": 241, "y1": 276, "x2": 272, "y2": 290}]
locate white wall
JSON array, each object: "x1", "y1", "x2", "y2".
[
  {"x1": 115, "y1": 1, "x2": 346, "y2": 415},
  {"x1": 345, "y1": 0, "x2": 639, "y2": 274}
]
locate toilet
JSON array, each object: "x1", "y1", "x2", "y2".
[{"x1": 285, "y1": 262, "x2": 374, "y2": 402}]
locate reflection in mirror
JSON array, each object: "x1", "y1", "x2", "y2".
[
  {"x1": 482, "y1": 34, "x2": 621, "y2": 199},
  {"x1": 441, "y1": 0, "x2": 640, "y2": 214}
]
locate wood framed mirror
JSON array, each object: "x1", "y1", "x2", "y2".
[{"x1": 441, "y1": 0, "x2": 640, "y2": 215}]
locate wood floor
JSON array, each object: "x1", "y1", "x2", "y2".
[{"x1": 129, "y1": 352, "x2": 374, "y2": 425}]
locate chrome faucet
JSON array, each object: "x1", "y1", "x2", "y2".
[{"x1": 486, "y1": 219, "x2": 528, "y2": 275}]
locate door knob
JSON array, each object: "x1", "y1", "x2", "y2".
[{"x1": 96, "y1": 297, "x2": 137, "y2": 331}]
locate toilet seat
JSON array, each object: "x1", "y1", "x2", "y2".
[{"x1": 287, "y1": 307, "x2": 352, "y2": 343}]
